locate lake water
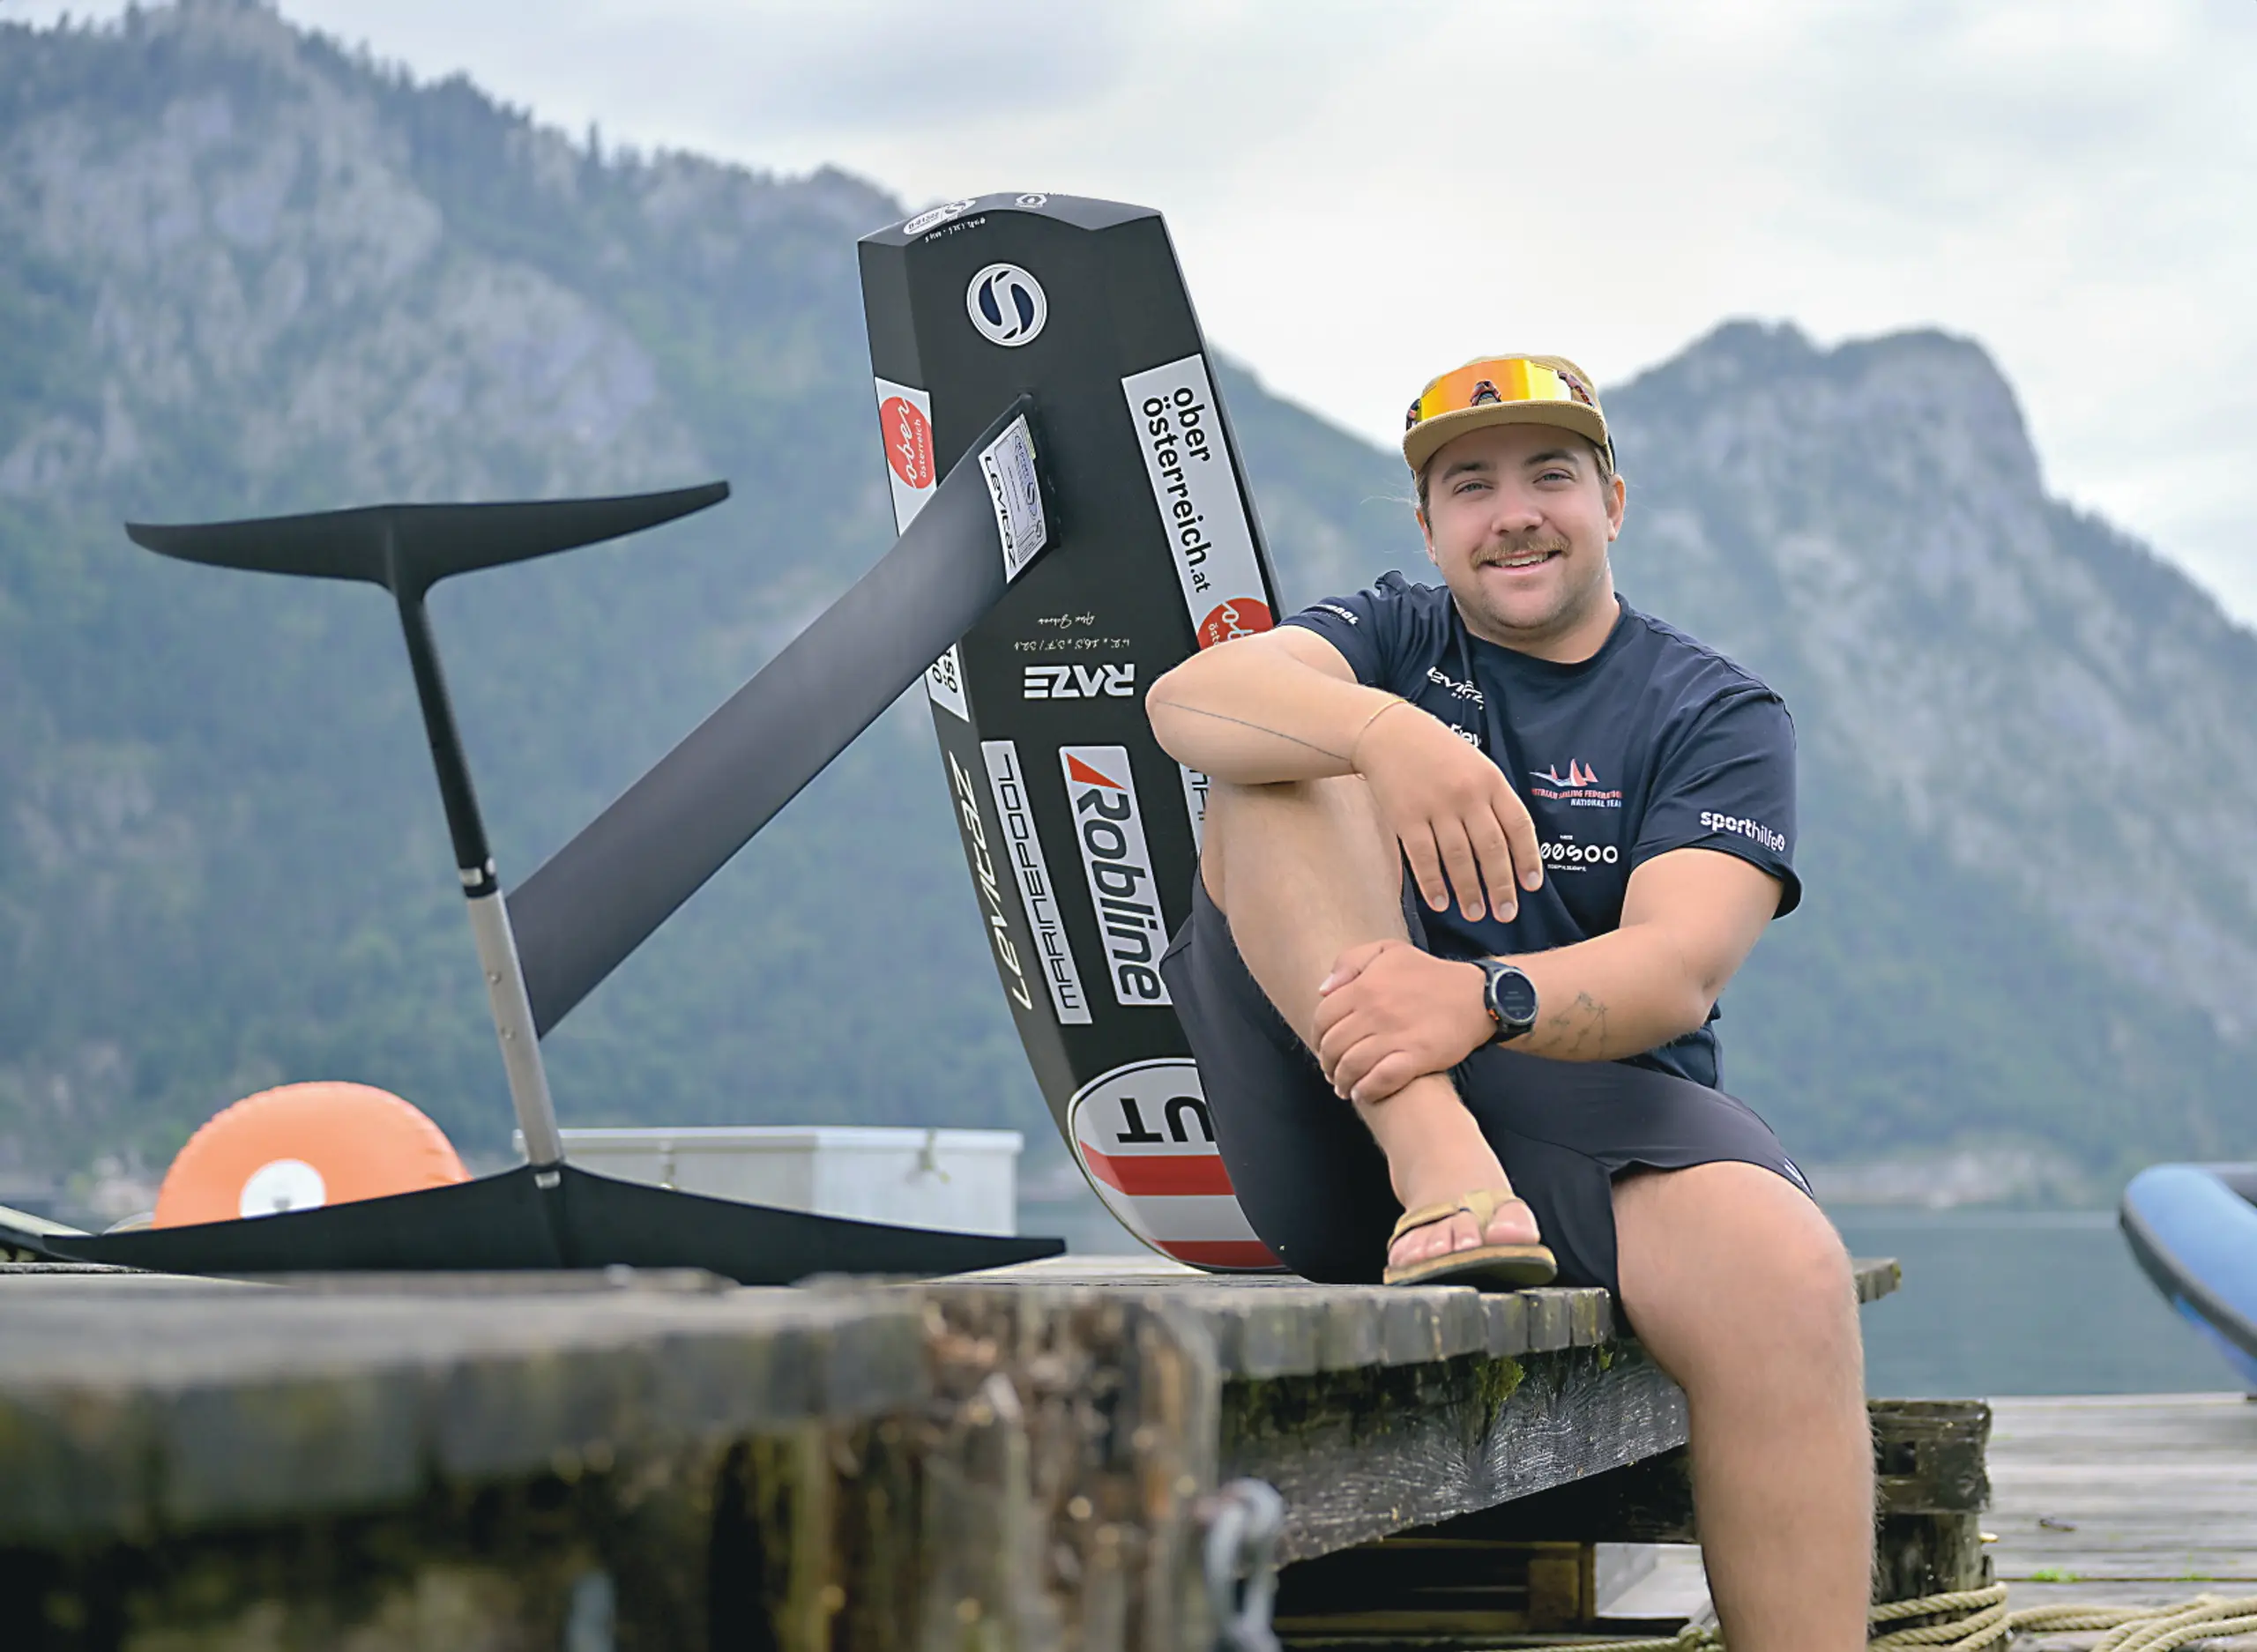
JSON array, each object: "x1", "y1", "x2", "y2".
[
  {"x1": 1831, "y1": 1207, "x2": 2231, "y2": 1397},
  {"x1": 1016, "y1": 1190, "x2": 2238, "y2": 1398}
]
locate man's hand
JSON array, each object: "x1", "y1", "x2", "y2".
[
  {"x1": 1353, "y1": 703, "x2": 1543, "y2": 920},
  {"x1": 1314, "y1": 939, "x2": 1495, "y2": 1104}
]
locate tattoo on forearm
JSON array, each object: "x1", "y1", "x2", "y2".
[
  {"x1": 1165, "y1": 703, "x2": 1352, "y2": 762},
  {"x1": 1545, "y1": 991, "x2": 1612, "y2": 1056}
]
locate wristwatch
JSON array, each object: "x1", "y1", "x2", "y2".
[{"x1": 1478, "y1": 961, "x2": 1539, "y2": 1045}]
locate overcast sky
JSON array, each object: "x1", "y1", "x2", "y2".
[{"x1": 20, "y1": 0, "x2": 2255, "y2": 623}]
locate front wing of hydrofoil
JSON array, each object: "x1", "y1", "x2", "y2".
[{"x1": 104, "y1": 411, "x2": 1065, "y2": 1281}]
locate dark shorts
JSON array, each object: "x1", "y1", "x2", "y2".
[{"x1": 1156, "y1": 876, "x2": 1811, "y2": 1295}]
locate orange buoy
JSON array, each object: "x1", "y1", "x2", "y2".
[{"x1": 153, "y1": 1081, "x2": 469, "y2": 1229}]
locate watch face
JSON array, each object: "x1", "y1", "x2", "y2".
[{"x1": 1493, "y1": 966, "x2": 1539, "y2": 1026}]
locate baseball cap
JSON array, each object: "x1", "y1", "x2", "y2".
[{"x1": 1402, "y1": 354, "x2": 1612, "y2": 475}]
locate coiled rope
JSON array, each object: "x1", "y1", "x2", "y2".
[{"x1": 1533, "y1": 1586, "x2": 2257, "y2": 1651}]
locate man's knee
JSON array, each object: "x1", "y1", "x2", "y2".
[
  {"x1": 1207, "y1": 776, "x2": 1351, "y2": 843},
  {"x1": 1198, "y1": 778, "x2": 1276, "y2": 905},
  {"x1": 1758, "y1": 1218, "x2": 1861, "y2": 1365},
  {"x1": 1715, "y1": 1169, "x2": 1852, "y2": 1306},
  {"x1": 1202, "y1": 779, "x2": 1284, "y2": 906},
  {"x1": 1202, "y1": 775, "x2": 1392, "y2": 909},
  {"x1": 1616, "y1": 1163, "x2": 1859, "y2": 1367}
]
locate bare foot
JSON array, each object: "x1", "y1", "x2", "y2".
[{"x1": 1355, "y1": 1074, "x2": 1545, "y2": 1271}]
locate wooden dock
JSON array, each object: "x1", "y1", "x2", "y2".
[
  {"x1": 1592, "y1": 1392, "x2": 2257, "y2": 1648},
  {"x1": 8, "y1": 1253, "x2": 2246, "y2": 1650},
  {"x1": 1991, "y1": 1393, "x2": 2257, "y2": 1648},
  {"x1": 0, "y1": 1252, "x2": 1914, "y2": 1650}
]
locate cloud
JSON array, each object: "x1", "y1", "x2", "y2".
[{"x1": 435, "y1": 1, "x2": 1139, "y2": 143}]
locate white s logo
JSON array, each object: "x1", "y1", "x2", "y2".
[{"x1": 967, "y1": 264, "x2": 1048, "y2": 346}]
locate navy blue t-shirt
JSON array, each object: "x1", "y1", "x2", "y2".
[{"x1": 1285, "y1": 572, "x2": 1799, "y2": 1089}]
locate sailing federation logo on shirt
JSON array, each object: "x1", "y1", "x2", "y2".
[
  {"x1": 1530, "y1": 758, "x2": 1623, "y2": 808},
  {"x1": 1068, "y1": 1059, "x2": 1281, "y2": 1271},
  {"x1": 1061, "y1": 746, "x2": 1171, "y2": 1006}
]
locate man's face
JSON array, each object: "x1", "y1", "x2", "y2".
[{"x1": 1418, "y1": 421, "x2": 1627, "y2": 651}]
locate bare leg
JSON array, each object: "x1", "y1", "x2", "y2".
[
  {"x1": 1613, "y1": 1163, "x2": 1872, "y2": 1652},
  {"x1": 1201, "y1": 777, "x2": 1539, "y2": 1268}
]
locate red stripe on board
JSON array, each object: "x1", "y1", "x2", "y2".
[
  {"x1": 1082, "y1": 1145, "x2": 1237, "y2": 1197},
  {"x1": 1161, "y1": 1239, "x2": 1284, "y2": 1269}
]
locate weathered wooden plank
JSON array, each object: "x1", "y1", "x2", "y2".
[
  {"x1": 1579, "y1": 1391, "x2": 2257, "y2": 1634},
  {"x1": 1871, "y1": 1399, "x2": 1991, "y2": 1514},
  {"x1": 986, "y1": 1261, "x2": 1600, "y2": 1373},
  {"x1": 0, "y1": 1274, "x2": 927, "y2": 1544},
  {"x1": 1272, "y1": 1537, "x2": 1601, "y2": 1638},
  {"x1": 1868, "y1": 1399, "x2": 1994, "y2": 1603},
  {"x1": 1223, "y1": 1343, "x2": 1691, "y2": 1564},
  {"x1": 1270, "y1": 1395, "x2": 2003, "y2": 1614},
  {"x1": 795, "y1": 1282, "x2": 1225, "y2": 1652},
  {"x1": 1985, "y1": 1395, "x2": 2257, "y2": 1649},
  {"x1": 0, "y1": 1441, "x2": 735, "y2": 1652},
  {"x1": 1987, "y1": 1394, "x2": 2257, "y2": 1582},
  {"x1": 0, "y1": 1249, "x2": 1903, "y2": 1647},
  {"x1": 987, "y1": 1254, "x2": 1896, "y2": 1376},
  {"x1": 1426, "y1": 1446, "x2": 1700, "y2": 1544}
]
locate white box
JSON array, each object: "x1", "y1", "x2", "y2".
[{"x1": 533, "y1": 1126, "x2": 1024, "y2": 1237}]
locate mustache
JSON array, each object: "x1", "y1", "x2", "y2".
[{"x1": 1472, "y1": 532, "x2": 1572, "y2": 566}]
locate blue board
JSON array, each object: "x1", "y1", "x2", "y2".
[{"x1": 2119, "y1": 1163, "x2": 2257, "y2": 1389}]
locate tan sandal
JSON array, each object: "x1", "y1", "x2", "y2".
[{"x1": 1382, "y1": 1187, "x2": 1558, "y2": 1290}]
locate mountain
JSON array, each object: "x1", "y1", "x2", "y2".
[
  {"x1": 1605, "y1": 331, "x2": 2253, "y2": 1178},
  {"x1": 2, "y1": 0, "x2": 2248, "y2": 1208}
]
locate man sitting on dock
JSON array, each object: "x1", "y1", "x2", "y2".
[{"x1": 1147, "y1": 353, "x2": 1871, "y2": 1650}]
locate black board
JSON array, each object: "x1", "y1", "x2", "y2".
[{"x1": 860, "y1": 194, "x2": 1289, "y2": 1269}]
